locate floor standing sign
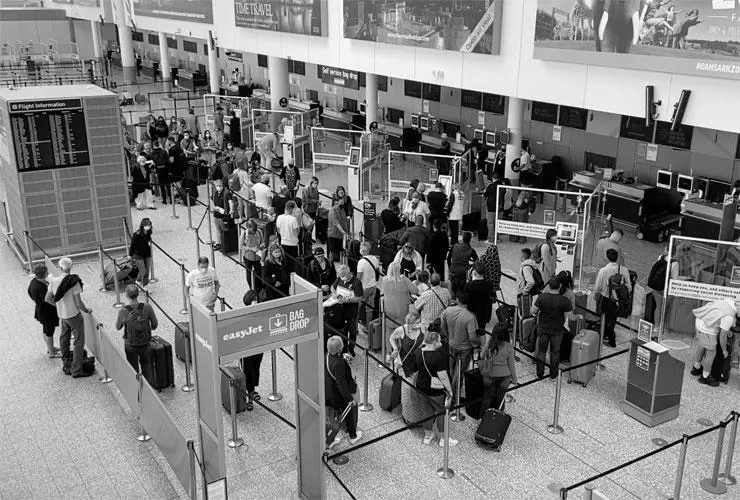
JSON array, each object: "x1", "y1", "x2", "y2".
[{"x1": 190, "y1": 274, "x2": 325, "y2": 499}]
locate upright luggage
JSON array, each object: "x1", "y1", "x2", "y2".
[
  {"x1": 643, "y1": 291, "x2": 657, "y2": 323},
  {"x1": 379, "y1": 371, "x2": 401, "y2": 411},
  {"x1": 326, "y1": 403, "x2": 353, "y2": 448},
  {"x1": 145, "y1": 336, "x2": 175, "y2": 391},
  {"x1": 174, "y1": 322, "x2": 190, "y2": 362},
  {"x1": 253, "y1": 218, "x2": 276, "y2": 246},
  {"x1": 519, "y1": 316, "x2": 537, "y2": 353},
  {"x1": 315, "y1": 216, "x2": 329, "y2": 244},
  {"x1": 562, "y1": 318, "x2": 581, "y2": 363},
  {"x1": 401, "y1": 373, "x2": 425, "y2": 426},
  {"x1": 218, "y1": 218, "x2": 238, "y2": 254},
  {"x1": 221, "y1": 365, "x2": 247, "y2": 413},
  {"x1": 465, "y1": 368, "x2": 484, "y2": 419},
  {"x1": 568, "y1": 329, "x2": 600, "y2": 387},
  {"x1": 711, "y1": 334, "x2": 733, "y2": 384},
  {"x1": 475, "y1": 401, "x2": 511, "y2": 450},
  {"x1": 103, "y1": 256, "x2": 139, "y2": 289},
  {"x1": 367, "y1": 318, "x2": 382, "y2": 351}
]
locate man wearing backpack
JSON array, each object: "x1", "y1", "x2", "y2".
[
  {"x1": 517, "y1": 247, "x2": 543, "y2": 316},
  {"x1": 594, "y1": 249, "x2": 631, "y2": 348},
  {"x1": 645, "y1": 249, "x2": 679, "y2": 325},
  {"x1": 116, "y1": 285, "x2": 158, "y2": 374},
  {"x1": 356, "y1": 242, "x2": 381, "y2": 331}
]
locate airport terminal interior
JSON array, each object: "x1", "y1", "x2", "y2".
[{"x1": 2, "y1": 1, "x2": 740, "y2": 499}]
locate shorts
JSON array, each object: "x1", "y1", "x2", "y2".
[
  {"x1": 695, "y1": 319, "x2": 718, "y2": 350},
  {"x1": 42, "y1": 322, "x2": 57, "y2": 336},
  {"x1": 327, "y1": 237, "x2": 343, "y2": 256}
]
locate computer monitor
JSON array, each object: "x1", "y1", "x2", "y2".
[
  {"x1": 411, "y1": 114, "x2": 419, "y2": 128},
  {"x1": 656, "y1": 169, "x2": 673, "y2": 189},
  {"x1": 485, "y1": 131, "x2": 497, "y2": 147},
  {"x1": 677, "y1": 174, "x2": 693, "y2": 195},
  {"x1": 359, "y1": 102, "x2": 367, "y2": 116},
  {"x1": 420, "y1": 115, "x2": 429, "y2": 131},
  {"x1": 555, "y1": 222, "x2": 578, "y2": 244},
  {"x1": 440, "y1": 120, "x2": 459, "y2": 138},
  {"x1": 705, "y1": 178, "x2": 731, "y2": 204},
  {"x1": 474, "y1": 128, "x2": 484, "y2": 142}
]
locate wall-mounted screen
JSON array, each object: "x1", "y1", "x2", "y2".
[
  {"x1": 482, "y1": 93, "x2": 505, "y2": 114},
  {"x1": 343, "y1": 0, "x2": 504, "y2": 54},
  {"x1": 234, "y1": 0, "x2": 328, "y2": 36},
  {"x1": 461, "y1": 89, "x2": 483, "y2": 110},
  {"x1": 135, "y1": 0, "x2": 213, "y2": 23},
  {"x1": 531, "y1": 101, "x2": 558, "y2": 124},
  {"x1": 656, "y1": 169, "x2": 673, "y2": 189},
  {"x1": 533, "y1": 0, "x2": 740, "y2": 81},
  {"x1": 620, "y1": 115, "x2": 653, "y2": 143},
  {"x1": 558, "y1": 105, "x2": 588, "y2": 130},
  {"x1": 474, "y1": 129, "x2": 484, "y2": 142},
  {"x1": 677, "y1": 174, "x2": 693, "y2": 194},
  {"x1": 655, "y1": 121, "x2": 693, "y2": 150}
]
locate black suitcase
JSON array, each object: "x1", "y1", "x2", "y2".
[
  {"x1": 103, "y1": 256, "x2": 139, "y2": 289},
  {"x1": 174, "y1": 322, "x2": 190, "y2": 362},
  {"x1": 315, "y1": 217, "x2": 328, "y2": 244},
  {"x1": 218, "y1": 218, "x2": 238, "y2": 254},
  {"x1": 711, "y1": 334, "x2": 734, "y2": 384},
  {"x1": 475, "y1": 406, "x2": 512, "y2": 450},
  {"x1": 379, "y1": 373, "x2": 401, "y2": 411},
  {"x1": 462, "y1": 211, "x2": 481, "y2": 232},
  {"x1": 477, "y1": 219, "x2": 488, "y2": 242},
  {"x1": 644, "y1": 292, "x2": 657, "y2": 323},
  {"x1": 464, "y1": 368, "x2": 484, "y2": 419},
  {"x1": 220, "y1": 365, "x2": 247, "y2": 413},
  {"x1": 145, "y1": 336, "x2": 175, "y2": 391}
]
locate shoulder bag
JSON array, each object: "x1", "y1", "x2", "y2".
[{"x1": 421, "y1": 350, "x2": 445, "y2": 390}]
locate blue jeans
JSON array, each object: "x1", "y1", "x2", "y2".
[{"x1": 60, "y1": 313, "x2": 85, "y2": 376}]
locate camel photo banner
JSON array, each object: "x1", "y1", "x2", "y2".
[{"x1": 533, "y1": 0, "x2": 740, "y2": 80}]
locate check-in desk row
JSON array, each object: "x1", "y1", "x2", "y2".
[
  {"x1": 569, "y1": 171, "x2": 652, "y2": 226},
  {"x1": 680, "y1": 199, "x2": 740, "y2": 240}
]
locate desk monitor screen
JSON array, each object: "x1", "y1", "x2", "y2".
[
  {"x1": 411, "y1": 114, "x2": 419, "y2": 128},
  {"x1": 656, "y1": 169, "x2": 673, "y2": 189},
  {"x1": 440, "y1": 120, "x2": 459, "y2": 138},
  {"x1": 555, "y1": 222, "x2": 578, "y2": 244},
  {"x1": 485, "y1": 131, "x2": 497, "y2": 147},
  {"x1": 420, "y1": 115, "x2": 429, "y2": 131},
  {"x1": 705, "y1": 178, "x2": 731, "y2": 204},
  {"x1": 359, "y1": 102, "x2": 367, "y2": 115},
  {"x1": 474, "y1": 129, "x2": 484, "y2": 142},
  {"x1": 677, "y1": 175, "x2": 693, "y2": 194}
]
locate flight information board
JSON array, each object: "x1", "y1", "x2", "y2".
[{"x1": 9, "y1": 99, "x2": 89, "y2": 172}]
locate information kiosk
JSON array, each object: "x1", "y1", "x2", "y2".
[{"x1": 555, "y1": 221, "x2": 578, "y2": 275}]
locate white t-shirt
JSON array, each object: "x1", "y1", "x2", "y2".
[
  {"x1": 276, "y1": 213, "x2": 299, "y2": 246},
  {"x1": 186, "y1": 267, "x2": 218, "y2": 307},
  {"x1": 49, "y1": 274, "x2": 81, "y2": 319},
  {"x1": 357, "y1": 255, "x2": 379, "y2": 289},
  {"x1": 696, "y1": 315, "x2": 734, "y2": 336},
  {"x1": 252, "y1": 183, "x2": 273, "y2": 210}
]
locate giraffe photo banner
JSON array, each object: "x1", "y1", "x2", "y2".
[{"x1": 533, "y1": 0, "x2": 740, "y2": 80}]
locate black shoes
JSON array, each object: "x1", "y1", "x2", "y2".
[
  {"x1": 690, "y1": 367, "x2": 702, "y2": 376},
  {"x1": 72, "y1": 371, "x2": 94, "y2": 379},
  {"x1": 698, "y1": 376, "x2": 719, "y2": 387}
]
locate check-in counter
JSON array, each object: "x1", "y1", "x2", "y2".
[
  {"x1": 681, "y1": 199, "x2": 740, "y2": 240},
  {"x1": 177, "y1": 71, "x2": 207, "y2": 91},
  {"x1": 569, "y1": 171, "x2": 649, "y2": 226},
  {"x1": 140, "y1": 60, "x2": 158, "y2": 80}
]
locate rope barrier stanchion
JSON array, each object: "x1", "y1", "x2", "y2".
[
  {"x1": 187, "y1": 439, "x2": 197, "y2": 498},
  {"x1": 186, "y1": 190, "x2": 194, "y2": 230},
  {"x1": 169, "y1": 183, "x2": 179, "y2": 220},
  {"x1": 96, "y1": 322, "x2": 113, "y2": 384},
  {"x1": 148, "y1": 251, "x2": 158, "y2": 284},
  {"x1": 267, "y1": 350, "x2": 283, "y2": 401},
  {"x1": 450, "y1": 357, "x2": 465, "y2": 422},
  {"x1": 111, "y1": 257, "x2": 124, "y2": 308},
  {"x1": 98, "y1": 245, "x2": 108, "y2": 292},
  {"x1": 23, "y1": 231, "x2": 34, "y2": 276},
  {"x1": 547, "y1": 369, "x2": 564, "y2": 435},
  {"x1": 358, "y1": 351, "x2": 373, "y2": 412},
  {"x1": 506, "y1": 312, "x2": 517, "y2": 403},
  {"x1": 227, "y1": 378, "x2": 245, "y2": 449},
  {"x1": 719, "y1": 411, "x2": 739, "y2": 485},
  {"x1": 205, "y1": 182, "x2": 214, "y2": 245},
  {"x1": 701, "y1": 419, "x2": 729, "y2": 494},
  {"x1": 209, "y1": 240, "x2": 217, "y2": 274},
  {"x1": 379, "y1": 298, "x2": 387, "y2": 367},
  {"x1": 179, "y1": 264, "x2": 189, "y2": 315},
  {"x1": 597, "y1": 312, "x2": 607, "y2": 371},
  {"x1": 136, "y1": 374, "x2": 152, "y2": 442},
  {"x1": 181, "y1": 301, "x2": 195, "y2": 392},
  {"x1": 436, "y1": 405, "x2": 455, "y2": 479},
  {"x1": 194, "y1": 228, "x2": 201, "y2": 261},
  {"x1": 668, "y1": 434, "x2": 690, "y2": 500}
]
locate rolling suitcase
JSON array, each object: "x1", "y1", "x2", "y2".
[
  {"x1": 643, "y1": 291, "x2": 657, "y2": 323},
  {"x1": 145, "y1": 336, "x2": 175, "y2": 391},
  {"x1": 326, "y1": 403, "x2": 353, "y2": 448},
  {"x1": 174, "y1": 322, "x2": 190, "y2": 362},
  {"x1": 519, "y1": 316, "x2": 537, "y2": 353},
  {"x1": 315, "y1": 216, "x2": 328, "y2": 244},
  {"x1": 465, "y1": 368, "x2": 484, "y2": 419},
  {"x1": 103, "y1": 256, "x2": 139, "y2": 289},
  {"x1": 368, "y1": 318, "x2": 382, "y2": 351},
  {"x1": 568, "y1": 329, "x2": 599, "y2": 387},
  {"x1": 562, "y1": 318, "x2": 581, "y2": 363},
  {"x1": 475, "y1": 401, "x2": 511, "y2": 450},
  {"x1": 253, "y1": 218, "x2": 276, "y2": 246},
  {"x1": 379, "y1": 372, "x2": 401, "y2": 411},
  {"x1": 221, "y1": 365, "x2": 247, "y2": 413},
  {"x1": 401, "y1": 373, "x2": 426, "y2": 426},
  {"x1": 218, "y1": 218, "x2": 238, "y2": 254},
  {"x1": 711, "y1": 334, "x2": 733, "y2": 384}
]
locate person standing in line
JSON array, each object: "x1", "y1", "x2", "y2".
[
  {"x1": 150, "y1": 141, "x2": 170, "y2": 204},
  {"x1": 129, "y1": 218, "x2": 153, "y2": 289},
  {"x1": 381, "y1": 262, "x2": 419, "y2": 353},
  {"x1": 45, "y1": 257, "x2": 93, "y2": 378},
  {"x1": 242, "y1": 290, "x2": 265, "y2": 410},
  {"x1": 27, "y1": 263, "x2": 61, "y2": 358},
  {"x1": 540, "y1": 228, "x2": 559, "y2": 284},
  {"x1": 441, "y1": 292, "x2": 481, "y2": 405},
  {"x1": 414, "y1": 273, "x2": 451, "y2": 331},
  {"x1": 447, "y1": 231, "x2": 478, "y2": 300},
  {"x1": 380, "y1": 197, "x2": 406, "y2": 234},
  {"x1": 279, "y1": 162, "x2": 301, "y2": 200},
  {"x1": 427, "y1": 219, "x2": 449, "y2": 280},
  {"x1": 400, "y1": 215, "x2": 431, "y2": 261},
  {"x1": 483, "y1": 172, "x2": 502, "y2": 244},
  {"x1": 252, "y1": 174, "x2": 274, "y2": 214},
  {"x1": 240, "y1": 219, "x2": 265, "y2": 291},
  {"x1": 131, "y1": 155, "x2": 156, "y2": 210},
  {"x1": 213, "y1": 106, "x2": 225, "y2": 148},
  {"x1": 211, "y1": 179, "x2": 232, "y2": 251},
  {"x1": 530, "y1": 277, "x2": 573, "y2": 379},
  {"x1": 333, "y1": 185, "x2": 353, "y2": 218},
  {"x1": 593, "y1": 249, "x2": 631, "y2": 348},
  {"x1": 115, "y1": 285, "x2": 157, "y2": 374},
  {"x1": 327, "y1": 200, "x2": 349, "y2": 263},
  {"x1": 595, "y1": 229, "x2": 624, "y2": 269},
  {"x1": 325, "y1": 336, "x2": 363, "y2": 448},
  {"x1": 414, "y1": 329, "x2": 456, "y2": 447},
  {"x1": 277, "y1": 200, "x2": 300, "y2": 274},
  {"x1": 356, "y1": 241, "x2": 380, "y2": 331},
  {"x1": 185, "y1": 257, "x2": 220, "y2": 312},
  {"x1": 273, "y1": 186, "x2": 290, "y2": 217},
  {"x1": 427, "y1": 182, "x2": 448, "y2": 230},
  {"x1": 184, "y1": 107, "x2": 200, "y2": 139},
  {"x1": 479, "y1": 242, "x2": 503, "y2": 297},
  {"x1": 229, "y1": 110, "x2": 241, "y2": 145},
  {"x1": 262, "y1": 244, "x2": 290, "y2": 300},
  {"x1": 464, "y1": 262, "x2": 493, "y2": 330},
  {"x1": 308, "y1": 246, "x2": 336, "y2": 297},
  {"x1": 302, "y1": 177, "x2": 321, "y2": 220},
  {"x1": 393, "y1": 241, "x2": 424, "y2": 279},
  {"x1": 479, "y1": 324, "x2": 517, "y2": 419},
  {"x1": 257, "y1": 131, "x2": 281, "y2": 170},
  {"x1": 690, "y1": 298, "x2": 737, "y2": 387},
  {"x1": 446, "y1": 183, "x2": 464, "y2": 246},
  {"x1": 331, "y1": 264, "x2": 364, "y2": 359}
]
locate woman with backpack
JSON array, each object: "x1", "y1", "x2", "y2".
[
  {"x1": 116, "y1": 284, "x2": 158, "y2": 374},
  {"x1": 479, "y1": 323, "x2": 517, "y2": 416},
  {"x1": 540, "y1": 228, "x2": 559, "y2": 285},
  {"x1": 129, "y1": 218, "x2": 153, "y2": 288},
  {"x1": 301, "y1": 177, "x2": 321, "y2": 220},
  {"x1": 240, "y1": 219, "x2": 265, "y2": 291}
]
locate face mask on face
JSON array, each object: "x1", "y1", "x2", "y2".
[
  {"x1": 216, "y1": 186, "x2": 223, "y2": 192},
  {"x1": 184, "y1": 135, "x2": 190, "y2": 141},
  {"x1": 199, "y1": 267, "x2": 208, "y2": 274},
  {"x1": 144, "y1": 225, "x2": 152, "y2": 232}
]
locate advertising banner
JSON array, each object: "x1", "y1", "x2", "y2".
[
  {"x1": 343, "y1": 0, "x2": 504, "y2": 54},
  {"x1": 133, "y1": 0, "x2": 213, "y2": 23},
  {"x1": 534, "y1": 1, "x2": 740, "y2": 80},
  {"x1": 318, "y1": 64, "x2": 360, "y2": 90},
  {"x1": 234, "y1": 0, "x2": 328, "y2": 36}
]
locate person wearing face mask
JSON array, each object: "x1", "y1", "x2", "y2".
[
  {"x1": 131, "y1": 155, "x2": 156, "y2": 210},
  {"x1": 263, "y1": 244, "x2": 290, "y2": 300},
  {"x1": 199, "y1": 130, "x2": 218, "y2": 167},
  {"x1": 333, "y1": 185, "x2": 353, "y2": 218},
  {"x1": 168, "y1": 116, "x2": 179, "y2": 136},
  {"x1": 308, "y1": 246, "x2": 336, "y2": 297},
  {"x1": 211, "y1": 179, "x2": 232, "y2": 252},
  {"x1": 129, "y1": 218, "x2": 154, "y2": 288},
  {"x1": 240, "y1": 219, "x2": 265, "y2": 291},
  {"x1": 301, "y1": 177, "x2": 321, "y2": 220},
  {"x1": 149, "y1": 141, "x2": 169, "y2": 204},
  {"x1": 331, "y1": 264, "x2": 364, "y2": 359},
  {"x1": 213, "y1": 106, "x2": 225, "y2": 148},
  {"x1": 185, "y1": 257, "x2": 220, "y2": 312},
  {"x1": 393, "y1": 242, "x2": 423, "y2": 279},
  {"x1": 540, "y1": 229, "x2": 559, "y2": 285},
  {"x1": 154, "y1": 116, "x2": 169, "y2": 146},
  {"x1": 327, "y1": 200, "x2": 348, "y2": 263}
]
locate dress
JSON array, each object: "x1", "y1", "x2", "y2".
[{"x1": 381, "y1": 277, "x2": 418, "y2": 333}]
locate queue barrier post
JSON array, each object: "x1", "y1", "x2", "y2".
[
  {"x1": 170, "y1": 183, "x2": 179, "y2": 220},
  {"x1": 209, "y1": 240, "x2": 217, "y2": 275},
  {"x1": 220, "y1": 297, "x2": 226, "y2": 312},
  {"x1": 507, "y1": 308, "x2": 518, "y2": 404},
  {"x1": 98, "y1": 245, "x2": 108, "y2": 292},
  {"x1": 187, "y1": 439, "x2": 197, "y2": 498},
  {"x1": 700, "y1": 419, "x2": 728, "y2": 494},
  {"x1": 450, "y1": 357, "x2": 465, "y2": 422},
  {"x1": 227, "y1": 379, "x2": 245, "y2": 449},
  {"x1": 379, "y1": 298, "x2": 387, "y2": 368},
  {"x1": 267, "y1": 350, "x2": 283, "y2": 402},
  {"x1": 596, "y1": 313, "x2": 606, "y2": 371},
  {"x1": 181, "y1": 322, "x2": 195, "y2": 392},
  {"x1": 96, "y1": 322, "x2": 113, "y2": 384},
  {"x1": 23, "y1": 231, "x2": 34, "y2": 276},
  {"x1": 547, "y1": 369, "x2": 564, "y2": 435},
  {"x1": 143, "y1": 289, "x2": 150, "y2": 304},
  {"x1": 205, "y1": 181, "x2": 214, "y2": 245},
  {"x1": 111, "y1": 258, "x2": 124, "y2": 308},
  {"x1": 194, "y1": 228, "x2": 201, "y2": 261},
  {"x1": 358, "y1": 351, "x2": 373, "y2": 412},
  {"x1": 179, "y1": 264, "x2": 189, "y2": 315},
  {"x1": 719, "y1": 411, "x2": 738, "y2": 486},
  {"x1": 122, "y1": 216, "x2": 130, "y2": 252},
  {"x1": 186, "y1": 189, "x2": 194, "y2": 230},
  {"x1": 436, "y1": 407, "x2": 455, "y2": 479},
  {"x1": 136, "y1": 374, "x2": 152, "y2": 442},
  {"x1": 148, "y1": 250, "x2": 158, "y2": 284},
  {"x1": 668, "y1": 434, "x2": 690, "y2": 500}
]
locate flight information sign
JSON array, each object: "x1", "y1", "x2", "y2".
[{"x1": 9, "y1": 99, "x2": 89, "y2": 172}]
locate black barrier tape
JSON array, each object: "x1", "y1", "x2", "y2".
[
  {"x1": 561, "y1": 348, "x2": 629, "y2": 373},
  {"x1": 322, "y1": 455, "x2": 359, "y2": 500}
]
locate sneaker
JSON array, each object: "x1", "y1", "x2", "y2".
[
  {"x1": 438, "y1": 438, "x2": 458, "y2": 447},
  {"x1": 348, "y1": 431, "x2": 363, "y2": 445},
  {"x1": 327, "y1": 436, "x2": 341, "y2": 450},
  {"x1": 690, "y1": 367, "x2": 702, "y2": 377},
  {"x1": 48, "y1": 351, "x2": 62, "y2": 359},
  {"x1": 423, "y1": 434, "x2": 435, "y2": 445},
  {"x1": 699, "y1": 376, "x2": 719, "y2": 387}
]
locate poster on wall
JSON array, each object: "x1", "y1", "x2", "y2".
[
  {"x1": 533, "y1": 1, "x2": 740, "y2": 80},
  {"x1": 318, "y1": 65, "x2": 360, "y2": 90},
  {"x1": 234, "y1": 0, "x2": 328, "y2": 36},
  {"x1": 133, "y1": 0, "x2": 213, "y2": 23},
  {"x1": 343, "y1": 0, "x2": 505, "y2": 54}
]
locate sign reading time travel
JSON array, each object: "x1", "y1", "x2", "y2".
[{"x1": 217, "y1": 298, "x2": 318, "y2": 355}]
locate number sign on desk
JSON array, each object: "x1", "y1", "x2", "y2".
[{"x1": 9, "y1": 99, "x2": 89, "y2": 172}]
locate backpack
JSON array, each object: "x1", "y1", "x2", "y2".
[
  {"x1": 362, "y1": 256, "x2": 381, "y2": 281},
  {"x1": 647, "y1": 257, "x2": 669, "y2": 291},
  {"x1": 124, "y1": 303, "x2": 152, "y2": 347},
  {"x1": 228, "y1": 171, "x2": 242, "y2": 192},
  {"x1": 522, "y1": 264, "x2": 544, "y2": 296},
  {"x1": 608, "y1": 265, "x2": 632, "y2": 318},
  {"x1": 531, "y1": 242, "x2": 545, "y2": 264}
]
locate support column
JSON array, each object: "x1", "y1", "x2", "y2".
[
  {"x1": 268, "y1": 56, "x2": 289, "y2": 130},
  {"x1": 158, "y1": 32, "x2": 172, "y2": 94},
  {"x1": 208, "y1": 32, "x2": 220, "y2": 95},
  {"x1": 365, "y1": 73, "x2": 378, "y2": 130},
  {"x1": 114, "y1": 0, "x2": 136, "y2": 83},
  {"x1": 90, "y1": 19, "x2": 103, "y2": 79},
  {"x1": 505, "y1": 97, "x2": 524, "y2": 184}
]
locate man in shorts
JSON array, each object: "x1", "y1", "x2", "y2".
[{"x1": 691, "y1": 298, "x2": 738, "y2": 387}]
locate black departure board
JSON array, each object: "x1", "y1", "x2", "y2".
[
  {"x1": 736, "y1": 135, "x2": 740, "y2": 160},
  {"x1": 460, "y1": 89, "x2": 482, "y2": 110},
  {"x1": 558, "y1": 105, "x2": 588, "y2": 130},
  {"x1": 482, "y1": 93, "x2": 506, "y2": 115},
  {"x1": 9, "y1": 99, "x2": 89, "y2": 172},
  {"x1": 531, "y1": 101, "x2": 558, "y2": 124},
  {"x1": 619, "y1": 115, "x2": 654, "y2": 143},
  {"x1": 655, "y1": 121, "x2": 693, "y2": 150}
]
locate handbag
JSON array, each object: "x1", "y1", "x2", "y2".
[{"x1": 421, "y1": 351, "x2": 444, "y2": 390}]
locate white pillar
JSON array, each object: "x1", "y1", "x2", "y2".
[
  {"x1": 208, "y1": 35, "x2": 219, "y2": 94},
  {"x1": 365, "y1": 73, "x2": 378, "y2": 131},
  {"x1": 268, "y1": 56, "x2": 289, "y2": 130},
  {"x1": 158, "y1": 32, "x2": 172, "y2": 93},
  {"x1": 505, "y1": 97, "x2": 524, "y2": 183},
  {"x1": 90, "y1": 20, "x2": 103, "y2": 79},
  {"x1": 114, "y1": 0, "x2": 136, "y2": 83}
]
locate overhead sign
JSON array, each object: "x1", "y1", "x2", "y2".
[
  {"x1": 234, "y1": 0, "x2": 328, "y2": 36},
  {"x1": 318, "y1": 65, "x2": 359, "y2": 90},
  {"x1": 134, "y1": 0, "x2": 213, "y2": 23},
  {"x1": 343, "y1": 0, "x2": 504, "y2": 54},
  {"x1": 534, "y1": 0, "x2": 740, "y2": 80},
  {"x1": 668, "y1": 279, "x2": 740, "y2": 301}
]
